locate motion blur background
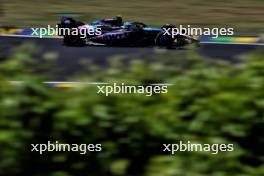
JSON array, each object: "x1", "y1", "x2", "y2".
[
  {"x1": 0, "y1": 0, "x2": 264, "y2": 176},
  {"x1": 1, "y1": 0, "x2": 264, "y2": 32}
]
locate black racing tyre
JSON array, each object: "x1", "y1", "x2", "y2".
[
  {"x1": 155, "y1": 32, "x2": 174, "y2": 47},
  {"x1": 63, "y1": 34, "x2": 85, "y2": 47},
  {"x1": 174, "y1": 37, "x2": 187, "y2": 47}
]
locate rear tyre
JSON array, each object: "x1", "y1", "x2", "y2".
[
  {"x1": 63, "y1": 34, "x2": 85, "y2": 47},
  {"x1": 59, "y1": 17, "x2": 86, "y2": 46},
  {"x1": 155, "y1": 32, "x2": 174, "y2": 47}
]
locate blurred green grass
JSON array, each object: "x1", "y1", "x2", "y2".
[
  {"x1": 1, "y1": 43, "x2": 264, "y2": 176},
  {"x1": 0, "y1": 0, "x2": 264, "y2": 33}
]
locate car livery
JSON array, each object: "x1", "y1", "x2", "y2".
[{"x1": 58, "y1": 17, "x2": 200, "y2": 48}]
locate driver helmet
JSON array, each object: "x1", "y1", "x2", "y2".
[{"x1": 116, "y1": 15, "x2": 123, "y2": 26}]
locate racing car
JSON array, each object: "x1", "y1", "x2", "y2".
[{"x1": 57, "y1": 17, "x2": 199, "y2": 48}]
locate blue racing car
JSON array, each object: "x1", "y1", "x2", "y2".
[{"x1": 57, "y1": 16, "x2": 199, "y2": 48}]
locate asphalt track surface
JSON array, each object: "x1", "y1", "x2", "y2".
[{"x1": 0, "y1": 36, "x2": 263, "y2": 79}]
